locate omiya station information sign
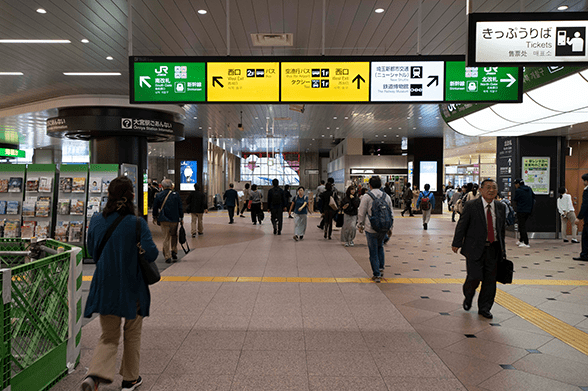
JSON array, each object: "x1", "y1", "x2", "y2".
[{"x1": 130, "y1": 56, "x2": 522, "y2": 104}]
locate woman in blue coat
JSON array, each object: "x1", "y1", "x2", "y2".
[{"x1": 81, "y1": 176, "x2": 159, "y2": 391}]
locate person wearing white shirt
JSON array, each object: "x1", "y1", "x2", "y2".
[{"x1": 557, "y1": 187, "x2": 579, "y2": 243}]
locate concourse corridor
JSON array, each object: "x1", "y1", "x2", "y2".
[{"x1": 56, "y1": 210, "x2": 588, "y2": 391}]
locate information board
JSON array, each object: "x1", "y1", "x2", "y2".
[
  {"x1": 445, "y1": 61, "x2": 520, "y2": 102},
  {"x1": 469, "y1": 12, "x2": 588, "y2": 66},
  {"x1": 522, "y1": 156, "x2": 550, "y2": 195},
  {"x1": 371, "y1": 61, "x2": 444, "y2": 102},
  {"x1": 130, "y1": 56, "x2": 523, "y2": 104},
  {"x1": 207, "y1": 62, "x2": 280, "y2": 102},
  {"x1": 133, "y1": 62, "x2": 205, "y2": 102},
  {"x1": 281, "y1": 62, "x2": 369, "y2": 102}
]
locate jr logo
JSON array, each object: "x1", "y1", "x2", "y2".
[{"x1": 155, "y1": 66, "x2": 168, "y2": 75}]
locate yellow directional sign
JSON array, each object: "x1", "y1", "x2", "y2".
[
  {"x1": 281, "y1": 62, "x2": 370, "y2": 102},
  {"x1": 207, "y1": 62, "x2": 280, "y2": 102}
]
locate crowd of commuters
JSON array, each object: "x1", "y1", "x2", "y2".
[{"x1": 84, "y1": 173, "x2": 588, "y2": 390}]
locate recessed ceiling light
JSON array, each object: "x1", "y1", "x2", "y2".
[
  {"x1": 0, "y1": 72, "x2": 23, "y2": 75},
  {"x1": 418, "y1": 116, "x2": 422, "y2": 119},
  {"x1": 396, "y1": 134, "x2": 399, "y2": 137},
  {"x1": 375, "y1": 8, "x2": 385, "y2": 13},
  {"x1": 106, "y1": 56, "x2": 113, "y2": 60},
  {"x1": 199, "y1": 127, "x2": 202, "y2": 129},
  {"x1": 198, "y1": 9, "x2": 207, "y2": 14},
  {"x1": 413, "y1": 127, "x2": 416, "y2": 129},
  {"x1": 344, "y1": 116, "x2": 348, "y2": 120},
  {"x1": 333, "y1": 116, "x2": 337, "y2": 119},
  {"x1": 435, "y1": 116, "x2": 439, "y2": 119},
  {"x1": 326, "y1": 127, "x2": 330, "y2": 129},
  {"x1": 36, "y1": 8, "x2": 47, "y2": 14},
  {"x1": 81, "y1": 39, "x2": 90, "y2": 43},
  {"x1": 558, "y1": 5, "x2": 569, "y2": 10},
  {"x1": 322, "y1": 135, "x2": 325, "y2": 137},
  {"x1": 193, "y1": 117, "x2": 197, "y2": 119},
  {"x1": 398, "y1": 127, "x2": 402, "y2": 129},
  {"x1": 407, "y1": 117, "x2": 410, "y2": 119},
  {"x1": 312, "y1": 138, "x2": 315, "y2": 141},
  {"x1": 381, "y1": 141, "x2": 384, "y2": 143},
  {"x1": 384, "y1": 135, "x2": 387, "y2": 137},
  {"x1": 209, "y1": 127, "x2": 212, "y2": 129},
  {"x1": 0, "y1": 39, "x2": 71, "y2": 43},
  {"x1": 375, "y1": 135, "x2": 378, "y2": 137},
  {"x1": 254, "y1": 117, "x2": 258, "y2": 119},
  {"x1": 336, "y1": 127, "x2": 339, "y2": 129},
  {"x1": 63, "y1": 72, "x2": 121, "y2": 76}
]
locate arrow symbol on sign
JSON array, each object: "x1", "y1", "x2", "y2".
[
  {"x1": 212, "y1": 76, "x2": 224, "y2": 88},
  {"x1": 139, "y1": 76, "x2": 151, "y2": 88},
  {"x1": 500, "y1": 73, "x2": 516, "y2": 87},
  {"x1": 352, "y1": 74, "x2": 365, "y2": 89},
  {"x1": 427, "y1": 75, "x2": 439, "y2": 87}
]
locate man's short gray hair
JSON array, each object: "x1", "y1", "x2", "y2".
[{"x1": 161, "y1": 179, "x2": 173, "y2": 189}]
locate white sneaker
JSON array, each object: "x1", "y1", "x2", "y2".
[
  {"x1": 518, "y1": 243, "x2": 530, "y2": 248},
  {"x1": 349, "y1": 241, "x2": 354, "y2": 247},
  {"x1": 344, "y1": 242, "x2": 349, "y2": 247},
  {"x1": 515, "y1": 241, "x2": 522, "y2": 246}
]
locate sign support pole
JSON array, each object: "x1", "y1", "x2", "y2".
[
  {"x1": 128, "y1": 0, "x2": 133, "y2": 57},
  {"x1": 226, "y1": 0, "x2": 230, "y2": 56},
  {"x1": 322, "y1": 0, "x2": 326, "y2": 56},
  {"x1": 417, "y1": 0, "x2": 422, "y2": 55}
]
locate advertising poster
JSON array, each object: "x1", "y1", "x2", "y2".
[
  {"x1": 180, "y1": 160, "x2": 198, "y2": 191},
  {"x1": 419, "y1": 161, "x2": 438, "y2": 192},
  {"x1": 522, "y1": 157, "x2": 549, "y2": 194}
]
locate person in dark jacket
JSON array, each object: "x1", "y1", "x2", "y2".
[
  {"x1": 320, "y1": 182, "x2": 338, "y2": 240},
  {"x1": 340, "y1": 185, "x2": 360, "y2": 246},
  {"x1": 513, "y1": 178, "x2": 535, "y2": 248},
  {"x1": 574, "y1": 173, "x2": 588, "y2": 261},
  {"x1": 186, "y1": 183, "x2": 208, "y2": 237},
  {"x1": 152, "y1": 179, "x2": 183, "y2": 263},
  {"x1": 223, "y1": 183, "x2": 239, "y2": 224},
  {"x1": 284, "y1": 184, "x2": 293, "y2": 219},
  {"x1": 268, "y1": 178, "x2": 286, "y2": 235},
  {"x1": 401, "y1": 183, "x2": 414, "y2": 217},
  {"x1": 81, "y1": 176, "x2": 159, "y2": 391},
  {"x1": 147, "y1": 179, "x2": 159, "y2": 209},
  {"x1": 452, "y1": 179, "x2": 506, "y2": 319}
]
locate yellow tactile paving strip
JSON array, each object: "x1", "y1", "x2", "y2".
[
  {"x1": 81, "y1": 275, "x2": 588, "y2": 354},
  {"x1": 82, "y1": 276, "x2": 588, "y2": 285},
  {"x1": 494, "y1": 289, "x2": 588, "y2": 356}
]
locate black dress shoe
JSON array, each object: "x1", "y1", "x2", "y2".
[
  {"x1": 165, "y1": 258, "x2": 172, "y2": 264},
  {"x1": 463, "y1": 299, "x2": 472, "y2": 311},
  {"x1": 172, "y1": 252, "x2": 178, "y2": 260},
  {"x1": 573, "y1": 257, "x2": 588, "y2": 261},
  {"x1": 478, "y1": 310, "x2": 493, "y2": 319}
]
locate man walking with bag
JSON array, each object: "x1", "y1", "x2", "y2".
[
  {"x1": 513, "y1": 178, "x2": 535, "y2": 248},
  {"x1": 452, "y1": 179, "x2": 506, "y2": 319},
  {"x1": 153, "y1": 179, "x2": 183, "y2": 264},
  {"x1": 417, "y1": 183, "x2": 435, "y2": 230},
  {"x1": 357, "y1": 176, "x2": 394, "y2": 283},
  {"x1": 268, "y1": 178, "x2": 286, "y2": 235}
]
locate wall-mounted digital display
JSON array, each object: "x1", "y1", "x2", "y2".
[
  {"x1": 180, "y1": 160, "x2": 198, "y2": 191},
  {"x1": 420, "y1": 161, "x2": 438, "y2": 192}
]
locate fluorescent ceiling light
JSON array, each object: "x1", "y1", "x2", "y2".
[
  {"x1": 63, "y1": 72, "x2": 121, "y2": 76},
  {"x1": 463, "y1": 107, "x2": 518, "y2": 131},
  {"x1": 0, "y1": 72, "x2": 23, "y2": 75},
  {"x1": 527, "y1": 73, "x2": 588, "y2": 112},
  {"x1": 532, "y1": 111, "x2": 588, "y2": 124},
  {"x1": 375, "y1": 8, "x2": 385, "y2": 13},
  {"x1": 0, "y1": 39, "x2": 70, "y2": 43},
  {"x1": 81, "y1": 39, "x2": 89, "y2": 43},
  {"x1": 558, "y1": 5, "x2": 569, "y2": 10},
  {"x1": 198, "y1": 9, "x2": 207, "y2": 14},
  {"x1": 491, "y1": 93, "x2": 559, "y2": 123}
]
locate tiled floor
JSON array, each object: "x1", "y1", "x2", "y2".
[{"x1": 54, "y1": 207, "x2": 588, "y2": 391}]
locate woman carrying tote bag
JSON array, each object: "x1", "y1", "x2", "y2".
[{"x1": 81, "y1": 176, "x2": 159, "y2": 391}]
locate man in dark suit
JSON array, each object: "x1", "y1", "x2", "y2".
[
  {"x1": 573, "y1": 173, "x2": 588, "y2": 261},
  {"x1": 452, "y1": 179, "x2": 506, "y2": 319}
]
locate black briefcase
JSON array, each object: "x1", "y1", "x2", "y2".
[{"x1": 497, "y1": 258, "x2": 514, "y2": 284}]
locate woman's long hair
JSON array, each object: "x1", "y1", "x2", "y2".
[
  {"x1": 345, "y1": 185, "x2": 355, "y2": 198},
  {"x1": 102, "y1": 176, "x2": 135, "y2": 217},
  {"x1": 558, "y1": 186, "x2": 566, "y2": 199}
]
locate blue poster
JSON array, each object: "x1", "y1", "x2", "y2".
[{"x1": 180, "y1": 160, "x2": 197, "y2": 190}]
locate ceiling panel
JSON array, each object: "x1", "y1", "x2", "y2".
[{"x1": 1, "y1": 0, "x2": 588, "y2": 156}]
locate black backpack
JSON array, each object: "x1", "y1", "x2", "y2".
[{"x1": 271, "y1": 188, "x2": 283, "y2": 207}]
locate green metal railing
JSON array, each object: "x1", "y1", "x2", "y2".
[{"x1": 0, "y1": 239, "x2": 82, "y2": 391}]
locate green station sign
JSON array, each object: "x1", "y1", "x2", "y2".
[
  {"x1": 132, "y1": 62, "x2": 206, "y2": 102},
  {"x1": 445, "y1": 61, "x2": 521, "y2": 102},
  {"x1": 0, "y1": 148, "x2": 25, "y2": 158}
]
